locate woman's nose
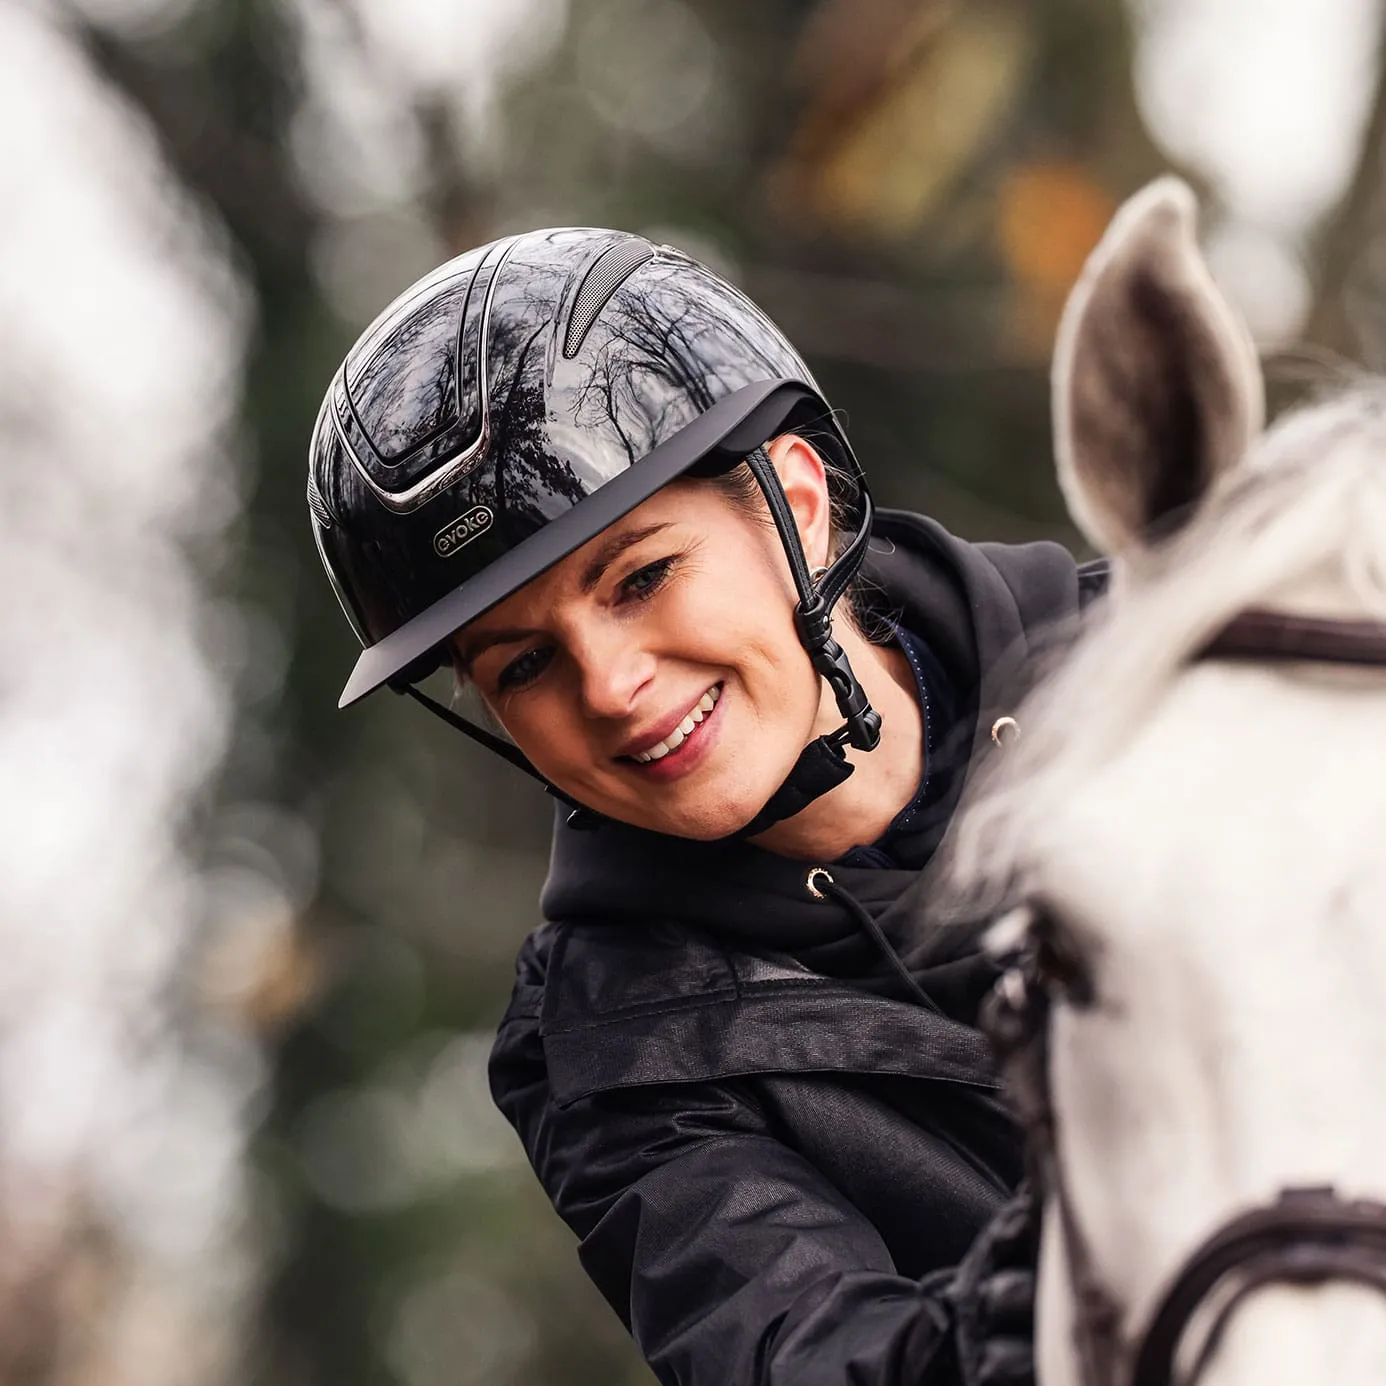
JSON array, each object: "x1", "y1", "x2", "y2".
[{"x1": 573, "y1": 630, "x2": 655, "y2": 719}]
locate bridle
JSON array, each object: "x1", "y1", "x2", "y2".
[{"x1": 983, "y1": 605, "x2": 1386, "y2": 1386}]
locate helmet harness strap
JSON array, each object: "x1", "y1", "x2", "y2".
[
  {"x1": 741, "y1": 446, "x2": 880, "y2": 754},
  {"x1": 726, "y1": 446, "x2": 880, "y2": 838},
  {"x1": 398, "y1": 685, "x2": 587, "y2": 813},
  {"x1": 397, "y1": 442, "x2": 881, "y2": 837}
]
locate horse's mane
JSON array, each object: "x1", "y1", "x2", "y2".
[{"x1": 950, "y1": 382, "x2": 1386, "y2": 896}]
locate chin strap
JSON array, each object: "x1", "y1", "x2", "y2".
[
  {"x1": 732, "y1": 733, "x2": 857, "y2": 838},
  {"x1": 398, "y1": 685, "x2": 595, "y2": 821}
]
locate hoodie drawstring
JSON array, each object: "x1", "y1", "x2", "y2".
[{"x1": 805, "y1": 869, "x2": 942, "y2": 1015}]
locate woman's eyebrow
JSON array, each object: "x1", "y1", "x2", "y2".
[
  {"x1": 458, "y1": 522, "x2": 674, "y2": 668},
  {"x1": 455, "y1": 625, "x2": 537, "y2": 671},
  {"x1": 579, "y1": 522, "x2": 673, "y2": 593}
]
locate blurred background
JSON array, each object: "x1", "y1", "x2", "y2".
[{"x1": 3, "y1": 0, "x2": 1386, "y2": 1382}]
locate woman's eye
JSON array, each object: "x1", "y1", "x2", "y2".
[
  {"x1": 496, "y1": 645, "x2": 553, "y2": 693},
  {"x1": 620, "y1": 557, "x2": 674, "y2": 602}
]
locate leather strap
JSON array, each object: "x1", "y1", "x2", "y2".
[
  {"x1": 1199, "y1": 609, "x2": 1386, "y2": 666},
  {"x1": 1133, "y1": 1187, "x2": 1386, "y2": 1386}
]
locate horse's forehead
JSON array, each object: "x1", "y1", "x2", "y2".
[{"x1": 1033, "y1": 663, "x2": 1386, "y2": 953}]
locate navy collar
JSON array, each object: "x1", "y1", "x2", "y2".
[{"x1": 835, "y1": 625, "x2": 960, "y2": 871}]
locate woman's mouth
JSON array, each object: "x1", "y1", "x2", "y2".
[{"x1": 624, "y1": 683, "x2": 722, "y2": 768}]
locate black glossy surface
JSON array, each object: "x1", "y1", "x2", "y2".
[{"x1": 309, "y1": 227, "x2": 833, "y2": 701}]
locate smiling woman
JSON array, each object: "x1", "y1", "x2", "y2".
[
  {"x1": 451, "y1": 459, "x2": 926, "y2": 849},
  {"x1": 308, "y1": 227, "x2": 1106, "y2": 1386}
]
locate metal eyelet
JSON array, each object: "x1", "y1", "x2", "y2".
[
  {"x1": 991, "y1": 715, "x2": 1020, "y2": 747},
  {"x1": 805, "y1": 867, "x2": 834, "y2": 900}
]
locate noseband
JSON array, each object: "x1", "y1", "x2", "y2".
[{"x1": 985, "y1": 605, "x2": 1386, "y2": 1386}]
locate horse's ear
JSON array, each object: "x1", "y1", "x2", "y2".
[{"x1": 1052, "y1": 177, "x2": 1264, "y2": 556}]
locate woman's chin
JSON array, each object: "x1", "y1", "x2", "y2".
[
  {"x1": 567, "y1": 751, "x2": 800, "y2": 841},
  {"x1": 637, "y1": 777, "x2": 787, "y2": 841}
]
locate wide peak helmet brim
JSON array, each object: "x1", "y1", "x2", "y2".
[{"x1": 337, "y1": 377, "x2": 830, "y2": 708}]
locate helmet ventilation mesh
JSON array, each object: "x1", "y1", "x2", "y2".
[
  {"x1": 307, "y1": 471, "x2": 337, "y2": 529},
  {"x1": 563, "y1": 240, "x2": 655, "y2": 359}
]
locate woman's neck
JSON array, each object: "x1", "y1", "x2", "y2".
[{"x1": 750, "y1": 623, "x2": 924, "y2": 863}]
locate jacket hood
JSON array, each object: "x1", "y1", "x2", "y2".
[{"x1": 540, "y1": 510, "x2": 1093, "y2": 1009}]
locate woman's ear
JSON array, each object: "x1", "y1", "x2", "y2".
[
  {"x1": 1052, "y1": 177, "x2": 1265, "y2": 557},
  {"x1": 765, "y1": 432, "x2": 834, "y2": 569}
]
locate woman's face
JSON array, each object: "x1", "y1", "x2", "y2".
[{"x1": 453, "y1": 438, "x2": 834, "y2": 839}]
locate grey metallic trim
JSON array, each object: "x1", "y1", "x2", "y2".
[{"x1": 333, "y1": 234, "x2": 523, "y2": 517}]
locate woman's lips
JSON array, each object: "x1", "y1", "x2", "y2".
[
  {"x1": 622, "y1": 683, "x2": 723, "y2": 780},
  {"x1": 629, "y1": 684, "x2": 721, "y2": 763}
]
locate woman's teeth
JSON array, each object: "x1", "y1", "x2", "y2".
[{"x1": 632, "y1": 686, "x2": 720, "y2": 764}]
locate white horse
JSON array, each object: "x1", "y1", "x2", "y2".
[{"x1": 949, "y1": 178, "x2": 1386, "y2": 1386}]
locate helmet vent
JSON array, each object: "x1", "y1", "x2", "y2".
[
  {"x1": 563, "y1": 240, "x2": 654, "y2": 359},
  {"x1": 307, "y1": 471, "x2": 337, "y2": 529}
]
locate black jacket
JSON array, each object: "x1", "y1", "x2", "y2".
[{"x1": 489, "y1": 511, "x2": 1103, "y2": 1386}]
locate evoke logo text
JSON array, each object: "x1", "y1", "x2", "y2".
[{"x1": 433, "y1": 505, "x2": 494, "y2": 557}]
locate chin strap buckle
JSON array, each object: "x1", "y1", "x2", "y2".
[{"x1": 794, "y1": 596, "x2": 882, "y2": 753}]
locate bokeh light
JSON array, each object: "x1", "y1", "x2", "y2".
[{"x1": 1131, "y1": 0, "x2": 1385, "y2": 340}]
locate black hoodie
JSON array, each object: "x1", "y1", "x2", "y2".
[{"x1": 490, "y1": 511, "x2": 1104, "y2": 1386}]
